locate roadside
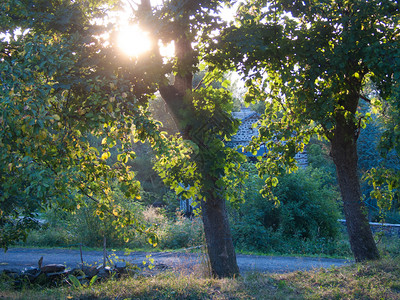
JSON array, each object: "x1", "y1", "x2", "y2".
[{"x1": 0, "y1": 247, "x2": 351, "y2": 274}]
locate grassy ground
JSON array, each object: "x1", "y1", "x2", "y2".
[{"x1": 1, "y1": 257, "x2": 400, "y2": 299}]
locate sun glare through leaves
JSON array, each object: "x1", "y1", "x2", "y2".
[{"x1": 117, "y1": 25, "x2": 152, "y2": 57}]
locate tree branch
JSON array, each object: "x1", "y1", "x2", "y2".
[
  {"x1": 359, "y1": 94, "x2": 371, "y2": 103},
  {"x1": 193, "y1": 76, "x2": 205, "y2": 91},
  {"x1": 355, "y1": 117, "x2": 362, "y2": 141},
  {"x1": 127, "y1": 0, "x2": 140, "y2": 13}
]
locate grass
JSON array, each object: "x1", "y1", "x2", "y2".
[
  {"x1": 235, "y1": 249, "x2": 351, "y2": 260},
  {"x1": 274, "y1": 258, "x2": 400, "y2": 299},
  {"x1": 1, "y1": 257, "x2": 400, "y2": 299}
]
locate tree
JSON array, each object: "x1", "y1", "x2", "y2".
[
  {"x1": 1, "y1": 0, "x2": 244, "y2": 277},
  {"x1": 133, "y1": 0, "x2": 244, "y2": 277},
  {"x1": 0, "y1": 0, "x2": 160, "y2": 250},
  {"x1": 210, "y1": 0, "x2": 400, "y2": 261}
]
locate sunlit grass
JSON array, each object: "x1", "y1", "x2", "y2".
[
  {"x1": 2, "y1": 258, "x2": 400, "y2": 299},
  {"x1": 274, "y1": 258, "x2": 400, "y2": 299}
]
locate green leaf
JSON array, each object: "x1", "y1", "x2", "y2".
[
  {"x1": 68, "y1": 275, "x2": 82, "y2": 289},
  {"x1": 101, "y1": 152, "x2": 110, "y2": 160},
  {"x1": 89, "y1": 275, "x2": 98, "y2": 287}
]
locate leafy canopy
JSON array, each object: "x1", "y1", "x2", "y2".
[
  {"x1": 207, "y1": 0, "x2": 400, "y2": 196},
  {"x1": 0, "y1": 0, "x2": 164, "y2": 249}
]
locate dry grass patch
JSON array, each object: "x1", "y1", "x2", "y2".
[
  {"x1": 2, "y1": 258, "x2": 400, "y2": 299},
  {"x1": 273, "y1": 258, "x2": 400, "y2": 299},
  {"x1": 0, "y1": 270, "x2": 295, "y2": 300}
]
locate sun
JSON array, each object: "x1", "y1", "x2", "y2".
[
  {"x1": 117, "y1": 25, "x2": 175, "y2": 58},
  {"x1": 117, "y1": 25, "x2": 152, "y2": 57}
]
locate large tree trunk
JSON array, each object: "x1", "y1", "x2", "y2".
[
  {"x1": 331, "y1": 111, "x2": 380, "y2": 262},
  {"x1": 201, "y1": 185, "x2": 239, "y2": 277}
]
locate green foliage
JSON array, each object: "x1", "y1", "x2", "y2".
[
  {"x1": 108, "y1": 206, "x2": 204, "y2": 250},
  {"x1": 24, "y1": 202, "x2": 204, "y2": 251},
  {"x1": 25, "y1": 225, "x2": 75, "y2": 247},
  {"x1": 161, "y1": 191, "x2": 181, "y2": 218},
  {"x1": 207, "y1": 0, "x2": 400, "y2": 198},
  {"x1": 273, "y1": 169, "x2": 341, "y2": 239},
  {"x1": 205, "y1": 0, "x2": 399, "y2": 261},
  {"x1": 229, "y1": 163, "x2": 344, "y2": 256},
  {"x1": 68, "y1": 275, "x2": 82, "y2": 290},
  {"x1": 24, "y1": 182, "x2": 158, "y2": 248},
  {"x1": 307, "y1": 139, "x2": 336, "y2": 177},
  {"x1": 358, "y1": 113, "x2": 400, "y2": 222},
  {"x1": 3, "y1": 0, "x2": 398, "y2": 270},
  {"x1": 0, "y1": 0, "x2": 165, "y2": 249},
  {"x1": 153, "y1": 80, "x2": 247, "y2": 204},
  {"x1": 132, "y1": 0, "x2": 248, "y2": 212},
  {"x1": 360, "y1": 84, "x2": 400, "y2": 221},
  {"x1": 155, "y1": 211, "x2": 204, "y2": 250},
  {"x1": 377, "y1": 235, "x2": 400, "y2": 258}
]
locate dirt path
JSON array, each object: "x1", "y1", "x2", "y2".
[{"x1": 0, "y1": 248, "x2": 351, "y2": 274}]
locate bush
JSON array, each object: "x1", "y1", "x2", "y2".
[
  {"x1": 22, "y1": 182, "x2": 148, "y2": 248},
  {"x1": 273, "y1": 168, "x2": 341, "y2": 239},
  {"x1": 229, "y1": 163, "x2": 345, "y2": 256},
  {"x1": 139, "y1": 206, "x2": 204, "y2": 250},
  {"x1": 23, "y1": 202, "x2": 204, "y2": 251},
  {"x1": 24, "y1": 226, "x2": 75, "y2": 247},
  {"x1": 229, "y1": 211, "x2": 270, "y2": 252}
]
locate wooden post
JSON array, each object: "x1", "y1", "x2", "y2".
[
  {"x1": 80, "y1": 243, "x2": 83, "y2": 265},
  {"x1": 103, "y1": 236, "x2": 107, "y2": 268}
]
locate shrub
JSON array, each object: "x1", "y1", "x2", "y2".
[
  {"x1": 273, "y1": 168, "x2": 341, "y2": 239},
  {"x1": 24, "y1": 226, "x2": 75, "y2": 247},
  {"x1": 229, "y1": 163, "x2": 344, "y2": 255},
  {"x1": 141, "y1": 206, "x2": 204, "y2": 250},
  {"x1": 229, "y1": 211, "x2": 270, "y2": 252}
]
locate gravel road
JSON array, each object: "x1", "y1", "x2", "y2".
[{"x1": 0, "y1": 248, "x2": 351, "y2": 274}]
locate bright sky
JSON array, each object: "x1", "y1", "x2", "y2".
[
  {"x1": 116, "y1": 0, "x2": 240, "y2": 57},
  {"x1": 1, "y1": 1, "x2": 240, "y2": 59},
  {"x1": 117, "y1": 25, "x2": 153, "y2": 57}
]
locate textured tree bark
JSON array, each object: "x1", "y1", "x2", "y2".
[
  {"x1": 201, "y1": 188, "x2": 239, "y2": 277},
  {"x1": 331, "y1": 110, "x2": 380, "y2": 262}
]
